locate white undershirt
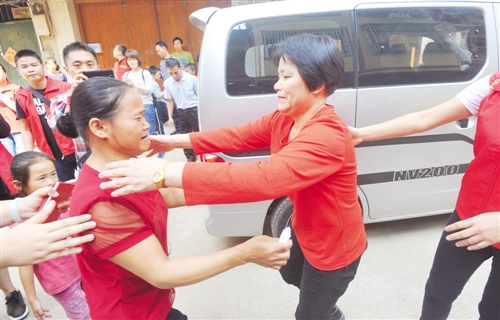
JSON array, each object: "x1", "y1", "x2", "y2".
[{"x1": 455, "y1": 75, "x2": 491, "y2": 116}]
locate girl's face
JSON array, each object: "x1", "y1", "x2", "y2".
[
  {"x1": 24, "y1": 159, "x2": 58, "y2": 195},
  {"x1": 46, "y1": 60, "x2": 57, "y2": 72},
  {"x1": 127, "y1": 58, "x2": 139, "y2": 70},
  {"x1": 106, "y1": 88, "x2": 151, "y2": 157}
]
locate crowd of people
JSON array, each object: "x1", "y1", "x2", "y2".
[{"x1": 0, "y1": 32, "x2": 498, "y2": 320}]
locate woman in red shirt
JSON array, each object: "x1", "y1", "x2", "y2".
[
  {"x1": 64, "y1": 77, "x2": 291, "y2": 320},
  {"x1": 100, "y1": 34, "x2": 367, "y2": 320}
]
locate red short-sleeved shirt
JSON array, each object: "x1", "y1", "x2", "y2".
[
  {"x1": 183, "y1": 107, "x2": 367, "y2": 270},
  {"x1": 70, "y1": 164, "x2": 174, "y2": 319}
]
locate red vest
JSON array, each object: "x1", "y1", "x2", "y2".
[
  {"x1": 456, "y1": 72, "x2": 500, "y2": 249},
  {"x1": 15, "y1": 77, "x2": 74, "y2": 158},
  {"x1": 0, "y1": 144, "x2": 17, "y2": 195}
]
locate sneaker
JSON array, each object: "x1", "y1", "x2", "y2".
[
  {"x1": 5, "y1": 290, "x2": 29, "y2": 320},
  {"x1": 330, "y1": 305, "x2": 345, "y2": 320}
]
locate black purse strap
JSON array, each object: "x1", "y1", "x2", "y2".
[{"x1": 27, "y1": 86, "x2": 51, "y2": 106}]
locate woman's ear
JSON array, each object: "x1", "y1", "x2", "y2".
[
  {"x1": 88, "y1": 118, "x2": 110, "y2": 139},
  {"x1": 312, "y1": 84, "x2": 326, "y2": 96},
  {"x1": 12, "y1": 180, "x2": 22, "y2": 191}
]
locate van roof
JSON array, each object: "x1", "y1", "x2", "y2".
[{"x1": 190, "y1": 0, "x2": 499, "y2": 30}]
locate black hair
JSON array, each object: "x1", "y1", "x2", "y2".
[
  {"x1": 62, "y1": 41, "x2": 98, "y2": 66},
  {"x1": 10, "y1": 151, "x2": 55, "y2": 196},
  {"x1": 44, "y1": 57, "x2": 60, "y2": 71},
  {"x1": 115, "y1": 44, "x2": 127, "y2": 55},
  {"x1": 173, "y1": 37, "x2": 183, "y2": 45},
  {"x1": 156, "y1": 41, "x2": 168, "y2": 50},
  {"x1": 185, "y1": 63, "x2": 196, "y2": 73},
  {"x1": 272, "y1": 33, "x2": 344, "y2": 96},
  {"x1": 14, "y1": 49, "x2": 42, "y2": 66},
  {"x1": 165, "y1": 57, "x2": 181, "y2": 69},
  {"x1": 0, "y1": 64, "x2": 6, "y2": 73},
  {"x1": 148, "y1": 65, "x2": 161, "y2": 74},
  {"x1": 125, "y1": 49, "x2": 143, "y2": 67},
  {"x1": 62, "y1": 77, "x2": 130, "y2": 143}
]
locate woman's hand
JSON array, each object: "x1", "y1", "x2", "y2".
[
  {"x1": 445, "y1": 212, "x2": 500, "y2": 250},
  {"x1": 99, "y1": 157, "x2": 164, "y2": 196},
  {"x1": 1, "y1": 201, "x2": 96, "y2": 268},
  {"x1": 18, "y1": 186, "x2": 62, "y2": 221},
  {"x1": 241, "y1": 235, "x2": 292, "y2": 270},
  {"x1": 348, "y1": 126, "x2": 363, "y2": 146},
  {"x1": 147, "y1": 135, "x2": 175, "y2": 156}
]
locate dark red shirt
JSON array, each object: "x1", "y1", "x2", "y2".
[
  {"x1": 70, "y1": 164, "x2": 174, "y2": 319},
  {"x1": 114, "y1": 58, "x2": 131, "y2": 81}
]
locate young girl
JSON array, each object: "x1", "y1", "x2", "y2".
[
  {"x1": 10, "y1": 151, "x2": 90, "y2": 320},
  {"x1": 44, "y1": 57, "x2": 67, "y2": 82}
]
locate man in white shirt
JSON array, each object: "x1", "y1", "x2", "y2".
[{"x1": 163, "y1": 57, "x2": 199, "y2": 162}]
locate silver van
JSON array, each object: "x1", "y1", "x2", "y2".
[{"x1": 190, "y1": 0, "x2": 500, "y2": 237}]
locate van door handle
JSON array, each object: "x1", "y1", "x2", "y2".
[{"x1": 457, "y1": 118, "x2": 469, "y2": 128}]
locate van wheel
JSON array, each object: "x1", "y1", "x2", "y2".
[{"x1": 270, "y1": 197, "x2": 294, "y2": 237}]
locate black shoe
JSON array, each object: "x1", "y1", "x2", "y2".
[
  {"x1": 187, "y1": 157, "x2": 197, "y2": 162},
  {"x1": 5, "y1": 290, "x2": 29, "y2": 320},
  {"x1": 170, "y1": 129, "x2": 179, "y2": 135},
  {"x1": 330, "y1": 305, "x2": 345, "y2": 320}
]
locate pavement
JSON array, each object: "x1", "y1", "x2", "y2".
[{"x1": 0, "y1": 129, "x2": 490, "y2": 319}]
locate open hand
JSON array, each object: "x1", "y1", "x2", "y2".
[{"x1": 445, "y1": 212, "x2": 500, "y2": 250}]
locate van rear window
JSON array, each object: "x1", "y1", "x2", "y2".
[{"x1": 225, "y1": 12, "x2": 354, "y2": 96}]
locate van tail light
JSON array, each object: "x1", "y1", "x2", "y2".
[{"x1": 200, "y1": 154, "x2": 225, "y2": 163}]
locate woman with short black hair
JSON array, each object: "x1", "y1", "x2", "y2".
[{"x1": 100, "y1": 33, "x2": 367, "y2": 320}]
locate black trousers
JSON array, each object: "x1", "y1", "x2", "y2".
[
  {"x1": 279, "y1": 228, "x2": 362, "y2": 320},
  {"x1": 177, "y1": 107, "x2": 199, "y2": 162},
  {"x1": 55, "y1": 153, "x2": 76, "y2": 181},
  {"x1": 421, "y1": 210, "x2": 500, "y2": 320}
]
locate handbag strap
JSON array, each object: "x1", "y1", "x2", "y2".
[{"x1": 27, "y1": 86, "x2": 51, "y2": 106}]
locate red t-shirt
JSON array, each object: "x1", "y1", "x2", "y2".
[
  {"x1": 183, "y1": 106, "x2": 367, "y2": 270},
  {"x1": 114, "y1": 59, "x2": 131, "y2": 81},
  {"x1": 70, "y1": 164, "x2": 174, "y2": 319}
]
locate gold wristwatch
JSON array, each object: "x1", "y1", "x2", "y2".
[{"x1": 153, "y1": 160, "x2": 173, "y2": 188}]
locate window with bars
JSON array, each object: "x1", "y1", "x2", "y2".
[{"x1": 262, "y1": 29, "x2": 352, "y2": 59}]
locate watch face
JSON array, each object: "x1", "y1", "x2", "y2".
[{"x1": 153, "y1": 171, "x2": 162, "y2": 183}]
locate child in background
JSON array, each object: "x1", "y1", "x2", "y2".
[
  {"x1": 10, "y1": 151, "x2": 90, "y2": 320},
  {"x1": 185, "y1": 63, "x2": 197, "y2": 78},
  {"x1": 44, "y1": 57, "x2": 67, "y2": 82}
]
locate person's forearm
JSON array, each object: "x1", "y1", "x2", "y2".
[
  {"x1": 20, "y1": 130, "x2": 34, "y2": 151},
  {"x1": 19, "y1": 265, "x2": 38, "y2": 303},
  {"x1": 166, "y1": 101, "x2": 174, "y2": 120},
  {"x1": 157, "y1": 245, "x2": 247, "y2": 288},
  {"x1": 358, "y1": 97, "x2": 471, "y2": 142}
]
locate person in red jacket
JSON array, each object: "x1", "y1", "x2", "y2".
[
  {"x1": 14, "y1": 50, "x2": 76, "y2": 181},
  {"x1": 349, "y1": 73, "x2": 500, "y2": 320},
  {"x1": 99, "y1": 34, "x2": 367, "y2": 320}
]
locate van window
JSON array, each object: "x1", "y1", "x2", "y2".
[
  {"x1": 356, "y1": 7, "x2": 486, "y2": 86},
  {"x1": 226, "y1": 12, "x2": 354, "y2": 96}
]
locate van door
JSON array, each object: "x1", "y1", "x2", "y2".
[{"x1": 354, "y1": 2, "x2": 497, "y2": 220}]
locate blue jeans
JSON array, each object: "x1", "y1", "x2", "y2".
[
  {"x1": 1, "y1": 133, "x2": 25, "y2": 156},
  {"x1": 144, "y1": 104, "x2": 158, "y2": 135},
  {"x1": 421, "y1": 211, "x2": 500, "y2": 320},
  {"x1": 279, "y1": 228, "x2": 362, "y2": 319}
]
